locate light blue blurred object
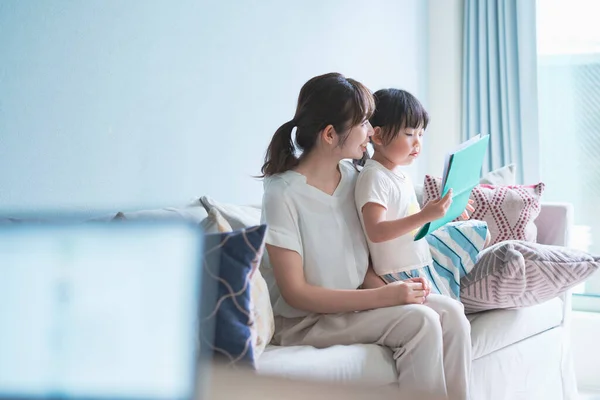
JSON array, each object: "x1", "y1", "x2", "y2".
[{"x1": 0, "y1": 219, "x2": 207, "y2": 400}]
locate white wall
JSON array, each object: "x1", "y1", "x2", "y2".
[
  {"x1": 0, "y1": 0, "x2": 428, "y2": 215},
  {"x1": 424, "y1": 0, "x2": 464, "y2": 177}
]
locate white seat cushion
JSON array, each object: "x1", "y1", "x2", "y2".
[
  {"x1": 257, "y1": 298, "x2": 564, "y2": 384},
  {"x1": 468, "y1": 297, "x2": 564, "y2": 360},
  {"x1": 257, "y1": 344, "x2": 397, "y2": 385}
]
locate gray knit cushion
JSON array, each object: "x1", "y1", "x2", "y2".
[{"x1": 460, "y1": 240, "x2": 600, "y2": 313}]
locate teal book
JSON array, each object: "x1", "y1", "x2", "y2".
[{"x1": 413, "y1": 134, "x2": 490, "y2": 241}]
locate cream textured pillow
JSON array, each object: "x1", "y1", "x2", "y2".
[
  {"x1": 248, "y1": 261, "x2": 275, "y2": 358},
  {"x1": 203, "y1": 206, "x2": 274, "y2": 359},
  {"x1": 479, "y1": 163, "x2": 517, "y2": 185},
  {"x1": 201, "y1": 207, "x2": 234, "y2": 234},
  {"x1": 199, "y1": 196, "x2": 261, "y2": 230}
]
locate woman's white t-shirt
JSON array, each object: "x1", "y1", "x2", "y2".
[{"x1": 260, "y1": 160, "x2": 370, "y2": 318}]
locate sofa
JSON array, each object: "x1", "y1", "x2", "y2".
[
  {"x1": 256, "y1": 202, "x2": 579, "y2": 400},
  {"x1": 96, "y1": 198, "x2": 579, "y2": 400}
]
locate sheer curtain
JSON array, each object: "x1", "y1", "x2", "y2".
[{"x1": 537, "y1": 0, "x2": 600, "y2": 297}]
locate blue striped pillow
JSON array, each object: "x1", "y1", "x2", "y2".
[{"x1": 426, "y1": 220, "x2": 490, "y2": 299}]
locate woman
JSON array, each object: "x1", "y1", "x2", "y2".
[{"x1": 260, "y1": 72, "x2": 471, "y2": 400}]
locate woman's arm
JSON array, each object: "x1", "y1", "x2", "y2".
[{"x1": 267, "y1": 244, "x2": 424, "y2": 314}]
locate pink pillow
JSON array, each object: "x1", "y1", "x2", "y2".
[
  {"x1": 461, "y1": 240, "x2": 600, "y2": 313},
  {"x1": 423, "y1": 175, "x2": 545, "y2": 245}
]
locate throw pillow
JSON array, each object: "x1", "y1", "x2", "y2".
[
  {"x1": 201, "y1": 207, "x2": 233, "y2": 234},
  {"x1": 199, "y1": 196, "x2": 276, "y2": 355},
  {"x1": 199, "y1": 196, "x2": 261, "y2": 230},
  {"x1": 202, "y1": 207, "x2": 275, "y2": 360},
  {"x1": 424, "y1": 220, "x2": 490, "y2": 300},
  {"x1": 415, "y1": 164, "x2": 517, "y2": 208},
  {"x1": 460, "y1": 240, "x2": 600, "y2": 313},
  {"x1": 423, "y1": 175, "x2": 544, "y2": 245},
  {"x1": 249, "y1": 263, "x2": 275, "y2": 359},
  {"x1": 479, "y1": 163, "x2": 517, "y2": 185},
  {"x1": 201, "y1": 224, "x2": 267, "y2": 368}
]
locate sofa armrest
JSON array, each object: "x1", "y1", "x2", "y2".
[
  {"x1": 535, "y1": 202, "x2": 574, "y2": 247},
  {"x1": 559, "y1": 288, "x2": 573, "y2": 325}
]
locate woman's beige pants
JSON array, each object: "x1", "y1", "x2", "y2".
[{"x1": 274, "y1": 294, "x2": 472, "y2": 400}]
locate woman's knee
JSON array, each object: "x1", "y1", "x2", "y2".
[
  {"x1": 424, "y1": 295, "x2": 470, "y2": 334},
  {"x1": 441, "y1": 299, "x2": 471, "y2": 333},
  {"x1": 443, "y1": 297, "x2": 465, "y2": 315},
  {"x1": 388, "y1": 305, "x2": 443, "y2": 344}
]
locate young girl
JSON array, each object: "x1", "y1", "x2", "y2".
[
  {"x1": 355, "y1": 89, "x2": 488, "y2": 301},
  {"x1": 260, "y1": 74, "x2": 471, "y2": 400}
]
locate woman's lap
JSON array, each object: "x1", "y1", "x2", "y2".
[{"x1": 273, "y1": 295, "x2": 462, "y2": 349}]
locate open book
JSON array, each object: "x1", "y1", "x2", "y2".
[{"x1": 413, "y1": 134, "x2": 490, "y2": 241}]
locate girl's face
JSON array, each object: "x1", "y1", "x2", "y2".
[
  {"x1": 335, "y1": 119, "x2": 374, "y2": 160},
  {"x1": 376, "y1": 126, "x2": 424, "y2": 166}
]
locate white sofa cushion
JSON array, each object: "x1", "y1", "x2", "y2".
[
  {"x1": 468, "y1": 296, "x2": 564, "y2": 360},
  {"x1": 257, "y1": 344, "x2": 397, "y2": 386},
  {"x1": 257, "y1": 298, "x2": 564, "y2": 384}
]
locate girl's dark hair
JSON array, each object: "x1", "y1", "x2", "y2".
[
  {"x1": 369, "y1": 89, "x2": 429, "y2": 145},
  {"x1": 260, "y1": 72, "x2": 375, "y2": 177}
]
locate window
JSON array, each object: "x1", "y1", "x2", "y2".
[{"x1": 536, "y1": 0, "x2": 600, "y2": 306}]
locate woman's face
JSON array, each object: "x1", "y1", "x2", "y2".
[{"x1": 335, "y1": 119, "x2": 374, "y2": 160}]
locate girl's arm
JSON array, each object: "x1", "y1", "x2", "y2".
[
  {"x1": 361, "y1": 202, "x2": 429, "y2": 243},
  {"x1": 361, "y1": 191, "x2": 453, "y2": 243},
  {"x1": 267, "y1": 244, "x2": 424, "y2": 314}
]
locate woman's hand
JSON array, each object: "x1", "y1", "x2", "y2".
[{"x1": 379, "y1": 280, "x2": 427, "y2": 306}]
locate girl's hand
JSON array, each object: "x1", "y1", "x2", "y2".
[
  {"x1": 379, "y1": 281, "x2": 427, "y2": 306},
  {"x1": 420, "y1": 190, "x2": 453, "y2": 222},
  {"x1": 459, "y1": 198, "x2": 475, "y2": 220},
  {"x1": 406, "y1": 276, "x2": 431, "y2": 298}
]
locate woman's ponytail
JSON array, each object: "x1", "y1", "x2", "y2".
[{"x1": 260, "y1": 120, "x2": 298, "y2": 177}]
